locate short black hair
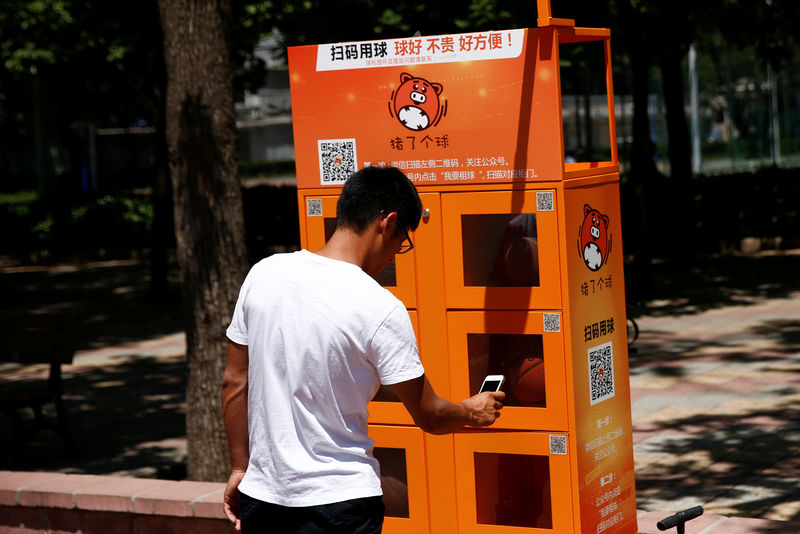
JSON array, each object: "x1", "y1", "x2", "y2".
[{"x1": 336, "y1": 166, "x2": 422, "y2": 233}]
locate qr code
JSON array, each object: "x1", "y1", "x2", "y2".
[
  {"x1": 318, "y1": 138, "x2": 357, "y2": 185},
  {"x1": 549, "y1": 435, "x2": 567, "y2": 455},
  {"x1": 306, "y1": 198, "x2": 322, "y2": 217},
  {"x1": 588, "y1": 341, "x2": 615, "y2": 405},
  {"x1": 536, "y1": 192, "x2": 554, "y2": 211},
  {"x1": 543, "y1": 313, "x2": 561, "y2": 333}
]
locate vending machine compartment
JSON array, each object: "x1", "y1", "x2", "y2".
[
  {"x1": 448, "y1": 311, "x2": 568, "y2": 431},
  {"x1": 441, "y1": 190, "x2": 562, "y2": 310},
  {"x1": 454, "y1": 430, "x2": 573, "y2": 533}
]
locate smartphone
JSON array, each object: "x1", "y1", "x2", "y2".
[{"x1": 479, "y1": 374, "x2": 505, "y2": 393}]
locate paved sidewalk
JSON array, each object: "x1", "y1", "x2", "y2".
[
  {"x1": 2, "y1": 252, "x2": 800, "y2": 533},
  {"x1": 630, "y1": 296, "x2": 800, "y2": 531},
  {"x1": 627, "y1": 251, "x2": 800, "y2": 532},
  {"x1": 636, "y1": 509, "x2": 800, "y2": 534}
]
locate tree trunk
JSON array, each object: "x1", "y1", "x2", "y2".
[
  {"x1": 615, "y1": 0, "x2": 661, "y2": 299},
  {"x1": 660, "y1": 48, "x2": 692, "y2": 183},
  {"x1": 660, "y1": 47, "x2": 695, "y2": 258},
  {"x1": 626, "y1": 46, "x2": 660, "y2": 299},
  {"x1": 630, "y1": 53, "x2": 658, "y2": 179},
  {"x1": 150, "y1": 114, "x2": 172, "y2": 296},
  {"x1": 157, "y1": 0, "x2": 248, "y2": 482}
]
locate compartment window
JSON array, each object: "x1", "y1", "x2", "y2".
[
  {"x1": 559, "y1": 38, "x2": 613, "y2": 165},
  {"x1": 467, "y1": 333, "x2": 546, "y2": 407},
  {"x1": 374, "y1": 447, "x2": 409, "y2": 518},
  {"x1": 461, "y1": 214, "x2": 540, "y2": 287},
  {"x1": 474, "y1": 453, "x2": 552, "y2": 528}
]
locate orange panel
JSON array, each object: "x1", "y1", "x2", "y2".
[
  {"x1": 288, "y1": 17, "x2": 638, "y2": 533},
  {"x1": 411, "y1": 192, "x2": 452, "y2": 399},
  {"x1": 537, "y1": 0, "x2": 552, "y2": 21},
  {"x1": 299, "y1": 192, "x2": 417, "y2": 308},
  {"x1": 454, "y1": 431, "x2": 573, "y2": 534},
  {"x1": 447, "y1": 311, "x2": 568, "y2": 431},
  {"x1": 423, "y1": 433, "x2": 458, "y2": 533},
  {"x1": 369, "y1": 425, "x2": 430, "y2": 533},
  {"x1": 604, "y1": 39, "x2": 619, "y2": 167},
  {"x1": 288, "y1": 28, "x2": 566, "y2": 188},
  {"x1": 560, "y1": 180, "x2": 637, "y2": 534},
  {"x1": 563, "y1": 162, "x2": 619, "y2": 180},
  {"x1": 556, "y1": 28, "x2": 610, "y2": 42},
  {"x1": 441, "y1": 190, "x2": 562, "y2": 310}
]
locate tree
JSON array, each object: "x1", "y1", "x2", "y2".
[
  {"x1": 158, "y1": 0, "x2": 248, "y2": 481},
  {"x1": 650, "y1": 0, "x2": 695, "y2": 184},
  {"x1": 0, "y1": 0, "x2": 165, "y2": 192}
]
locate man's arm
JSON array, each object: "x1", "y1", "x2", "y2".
[
  {"x1": 221, "y1": 340, "x2": 249, "y2": 531},
  {"x1": 390, "y1": 374, "x2": 504, "y2": 435}
]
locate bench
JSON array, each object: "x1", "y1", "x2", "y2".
[{"x1": 0, "y1": 313, "x2": 79, "y2": 455}]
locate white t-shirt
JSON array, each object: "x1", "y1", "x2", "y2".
[{"x1": 226, "y1": 250, "x2": 424, "y2": 506}]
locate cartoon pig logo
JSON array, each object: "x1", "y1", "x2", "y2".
[
  {"x1": 579, "y1": 204, "x2": 611, "y2": 272},
  {"x1": 390, "y1": 72, "x2": 446, "y2": 131}
]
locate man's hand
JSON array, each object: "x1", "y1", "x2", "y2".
[
  {"x1": 223, "y1": 468, "x2": 246, "y2": 532},
  {"x1": 391, "y1": 374, "x2": 507, "y2": 434},
  {"x1": 462, "y1": 390, "x2": 505, "y2": 427}
]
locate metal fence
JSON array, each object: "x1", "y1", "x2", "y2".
[{"x1": 561, "y1": 42, "x2": 800, "y2": 176}]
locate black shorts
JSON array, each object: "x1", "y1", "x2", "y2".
[{"x1": 239, "y1": 491, "x2": 385, "y2": 533}]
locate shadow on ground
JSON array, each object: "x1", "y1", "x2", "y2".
[
  {"x1": 0, "y1": 355, "x2": 188, "y2": 479},
  {"x1": 630, "y1": 317, "x2": 800, "y2": 369},
  {"x1": 628, "y1": 250, "x2": 800, "y2": 521},
  {"x1": 634, "y1": 396, "x2": 800, "y2": 519},
  {"x1": 2, "y1": 250, "x2": 800, "y2": 522},
  {"x1": 0, "y1": 258, "x2": 183, "y2": 351},
  {"x1": 0, "y1": 257, "x2": 188, "y2": 478},
  {"x1": 627, "y1": 251, "x2": 800, "y2": 318}
]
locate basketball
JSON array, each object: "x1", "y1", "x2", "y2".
[
  {"x1": 508, "y1": 354, "x2": 546, "y2": 406},
  {"x1": 503, "y1": 235, "x2": 540, "y2": 285}
]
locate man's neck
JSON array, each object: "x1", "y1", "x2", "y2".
[{"x1": 314, "y1": 227, "x2": 372, "y2": 271}]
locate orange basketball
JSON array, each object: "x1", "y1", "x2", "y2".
[{"x1": 509, "y1": 355, "x2": 545, "y2": 406}]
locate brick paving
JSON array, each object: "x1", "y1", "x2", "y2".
[{"x1": 628, "y1": 251, "x2": 800, "y2": 532}]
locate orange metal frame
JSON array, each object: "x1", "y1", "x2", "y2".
[
  {"x1": 447, "y1": 311, "x2": 569, "y2": 431},
  {"x1": 289, "y1": 1, "x2": 637, "y2": 531},
  {"x1": 440, "y1": 190, "x2": 562, "y2": 310},
  {"x1": 454, "y1": 431, "x2": 574, "y2": 534}
]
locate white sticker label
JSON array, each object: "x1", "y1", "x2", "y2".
[
  {"x1": 588, "y1": 341, "x2": 615, "y2": 405},
  {"x1": 543, "y1": 313, "x2": 561, "y2": 333},
  {"x1": 549, "y1": 435, "x2": 567, "y2": 455},
  {"x1": 536, "y1": 191, "x2": 554, "y2": 211},
  {"x1": 318, "y1": 138, "x2": 357, "y2": 185},
  {"x1": 306, "y1": 198, "x2": 323, "y2": 217},
  {"x1": 316, "y1": 29, "x2": 525, "y2": 71}
]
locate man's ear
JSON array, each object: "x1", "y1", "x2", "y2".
[{"x1": 379, "y1": 211, "x2": 399, "y2": 235}]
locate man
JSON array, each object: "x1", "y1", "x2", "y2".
[{"x1": 222, "y1": 166, "x2": 504, "y2": 533}]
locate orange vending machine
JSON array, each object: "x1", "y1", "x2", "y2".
[{"x1": 287, "y1": 3, "x2": 637, "y2": 533}]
